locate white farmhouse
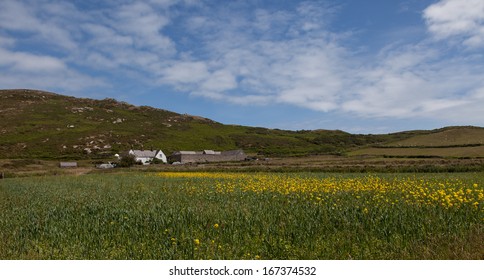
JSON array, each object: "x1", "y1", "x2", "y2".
[{"x1": 128, "y1": 149, "x2": 167, "y2": 165}]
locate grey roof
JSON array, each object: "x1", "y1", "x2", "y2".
[
  {"x1": 173, "y1": 151, "x2": 197, "y2": 155},
  {"x1": 130, "y1": 150, "x2": 157, "y2": 157},
  {"x1": 172, "y1": 150, "x2": 244, "y2": 156}
]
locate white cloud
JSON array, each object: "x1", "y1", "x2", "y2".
[
  {"x1": 417, "y1": 99, "x2": 470, "y2": 113},
  {"x1": 192, "y1": 91, "x2": 273, "y2": 106},
  {"x1": 0, "y1": 0, "x2": 78, "y2": 50},
  {"x1": 342, "y1": 44, "x2": 484, "y2": 120},
  {"x1": 0, "y1": 71, "x2": 106, "y2": 93},
  {"x1": 472, "y1": 87, "x2": 484, "y2": 99},
  {"x1": 0, "y1": 0, "x2": 180, "y2": 90},
  {"x1": 0, "y1": 0, "x2": 108, "y2": 92},
  {"x1": 295, "y1": 1, "x2": 337, "y2": 31},
  {"x1": 424, "y1": 0, "x2": 484, "y2": 48},
  {"x1": 0, "y1": 0, "x2": 39, "y2": 31},
  {"x1": 82, "y1": 23, "x2": 134, "y2": 49},
  {"x1": 160, "y1": 1, "x2": 346, "y2": 111},
  {"x1": 66, "y1": 2, "x2": 176, "y2": 74},
  {"x1": 160, "y1": 61, "x2": 210, "y2": 85},
  {"x1": 112, "y1": 2, "x2": 174, "y2": 52},
  {"x1": 0, "y1": 48, "x2": 66, "y2": 72},
  {"x1": 201, "y1": 70, "x2": 237, "y2": 92},
  {"x1": 0, "y1": 46, "x2": 106, "y2": 92}
]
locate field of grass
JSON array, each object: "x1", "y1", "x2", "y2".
[
  {"x1": 349, "y1": 146, "x2": 484, "y2": 158},
  {"x1": 0, "y1": 172, "x2": 483, "y2": 259}
]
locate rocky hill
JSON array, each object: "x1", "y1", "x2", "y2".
[{"x1": 1, "y1": 89, "x2": 482, "y2": 160}]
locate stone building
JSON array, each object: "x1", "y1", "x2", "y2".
[{"x1": 169, "y1": 149, "x2": 246, "y2": 164}]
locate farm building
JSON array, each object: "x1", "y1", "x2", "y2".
[
  {"x1": 128, "y1": 149, "x2": 167, "y2": 165},
  {"x1": 59, "y1": 162, "x2": 77, "y2": 168},
  {"x1": 169, "y1": 149, "x2": 246, "y2": 164}
]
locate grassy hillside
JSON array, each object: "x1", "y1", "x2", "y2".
[
  {"x1": 349, "y1": 126, "x2": 484, "y2": 158},
  {"x1": 0, "y1": 89, "x2": 404, "y2": 159},
  {"x1": 379, "y1": 126, "x2": 484, "y2": 147},
  {"x1": 1, "y1": 89, "x2": 482, "y2": 160}
]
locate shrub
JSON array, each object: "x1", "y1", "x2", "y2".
[{"x1": 118, "y1": 154, "x2": 137, "y2": 167}]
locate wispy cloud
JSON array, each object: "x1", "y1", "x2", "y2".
[
  {"x1": 110, "y1": 2, "x2": 174, "y2": 53},
  {"x1": 0, "y1": 46, "x2": 106, "y2": 92},
  {"x1": 159, "y1": 1, "x2": 347, "y2": 110},
  {"x1": 0, "y1": 0, "x2": 79, "y2": 51},
  {"x1": 0, "y1": 0, "x2": 181, "y2": 92},
  {"x1": 0, "y1": 0, "x2": 106, "y2": 92},
  {"x1": 159, "y1": 61, "x2": 209, "y2": 87},
  {"x1": 423, "y1": 0, "x2": 484, "y2": 48},
  {"x1": 154, "y1": 0, "x2": 484, "y2": 123},
  {"x1": 0, "y1": 48, "x2": 66, "y2": 72}
]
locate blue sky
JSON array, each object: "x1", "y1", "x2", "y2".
[{"x1": 1, "y1": 0, "x2": 484, "y2": 133}]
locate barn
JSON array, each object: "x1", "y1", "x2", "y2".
[{"x1": 169, "y1": 149, "x2": 246, "y2": 164}]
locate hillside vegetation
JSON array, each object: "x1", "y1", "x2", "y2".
[
  {"x1": 1, "y1": 89, "x2": 483, "y2": 160},
  {"x1": 379, "y1": 126, "x2": 484, "y2": 147},
  {"x1": 350, "y1": 126, "x2": 484, "y2": 158}
]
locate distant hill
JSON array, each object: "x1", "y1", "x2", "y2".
[
  {"x1": 1, "y1": 89, "x2": 482, "y2": 160},
  {"x1": 349, "y1": 126, "x2": 484, "y2": 158},
  {"x1": 379, "y1": 126, "x2": 484, "y2": 147}
]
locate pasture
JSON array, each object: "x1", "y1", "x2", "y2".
[{"x1": 0, "y1": 172, "x2": 482, "y2": 259}]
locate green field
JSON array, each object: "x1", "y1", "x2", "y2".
[
  {"x1": 349, "y1": 145, "x2": 484, "y2": 158},
  {"x1": 0, "y1": 172, "x2": 483, "y2": 259}
]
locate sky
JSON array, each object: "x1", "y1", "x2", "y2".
[{"x1": 1, "y1": 0, "x2": 484, "y2": 133}]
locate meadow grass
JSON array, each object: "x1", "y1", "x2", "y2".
[{"x1": 0, "y1": 172, "x2": 482, "y2": 259}]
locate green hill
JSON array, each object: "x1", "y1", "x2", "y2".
[
  {"x1": 349, "y1": 126, "x2": 484, "y2": 158},
  {"x1": 1, "y1": 89, "x2": 482, "y2": 160},
  {"x1": 379, "y1": 126, "x2": 484, "y2": 147},
  {"x1": 0, "y1": 89, "x2": 387, "y2": 159}
]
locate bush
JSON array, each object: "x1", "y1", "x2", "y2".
[
  {"x1": 118, "y1": 154, "x2": 137, "y2": 167},
  {"x1": 151, "y1": 158, "x2": 165, "y2": 164}
]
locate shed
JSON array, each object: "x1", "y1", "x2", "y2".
[{"x1": 59, "y1": 162, "x2": 78, "y2": 168}]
